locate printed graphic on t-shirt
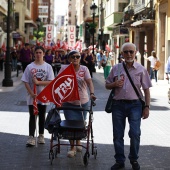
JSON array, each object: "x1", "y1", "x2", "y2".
[
  {"x1": 31, "y1": 68, "x2": 47, "y2": 81},
  {"x1": 78, "y1": 70, "x2": 85, "y2": 77},
  {"x1": 76, "y1": 70, "x2": 86, "y2": 91}
]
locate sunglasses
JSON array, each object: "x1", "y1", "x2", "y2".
[
  {"x1": 71, "y1": 55, "x2": 81, "y2": 59},
  {"x1": 123, "y1": 50, "x2": 134, "y2": 54}
]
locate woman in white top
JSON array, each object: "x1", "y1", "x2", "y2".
[
  {"x1": 144, "y1": 51, "x2": 158, "y2": 83},
  {"x1": 21, "y1": 46, "x2": 55, "y2": 146}
]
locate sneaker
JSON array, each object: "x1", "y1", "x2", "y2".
[
  {"x1": 26, "y1": 136, "x2": 35, "y2": 146},
  {"x1": 130, "y1": 161, "x2": 140, "y2": 170},
  {"x1": 76, "y1": 146, "x2": 82, "y2": 152},
  {"x1": 67, "y1": 150, "x2": 76, "y2": 158},
  {"x1": 111, "y1": 162, "x2": 125, "y2": 170},
  {"x1": 38, "y1": 134, "x2": 45, "y2": 144}
]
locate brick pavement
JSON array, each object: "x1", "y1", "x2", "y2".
[{"x1": 0, "y1": 68, "x2": 170, "y2": 170}]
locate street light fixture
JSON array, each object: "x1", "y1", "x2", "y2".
[
  {"x1": 90, "y1": 2, "x2": 97, "y2": 55},
  {"x1": 2, "y1": 0, "x2": 13, "y2": 87}
]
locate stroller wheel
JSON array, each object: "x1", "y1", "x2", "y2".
[
  {"x1": 55, "y1": 147, "x2": 58, "y2": 158},
  {"x1": 49, "y1": 150, "x2": 54, "y2": 165},
  {"x1": 83, "y1": 152, "x2": 89, "y2": 166},
  {"x1": 93, "y1": 147, "x2": 97, "y2": 159}
]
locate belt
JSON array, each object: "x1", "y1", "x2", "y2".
[{"x1": 114, "y1": 99, "x2": 139, "y2": 103}]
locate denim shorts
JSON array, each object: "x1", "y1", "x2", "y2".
[{"x1": 62, "y1": 102, "x2": 89, "y2": 120}]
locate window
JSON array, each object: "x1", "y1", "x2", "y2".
[
  {"x1": 119, "y1": 3, "x2": 127, "y2": 12},
  {"x1": 27, "y1": 0, "x2": 30, "y2": 10}
]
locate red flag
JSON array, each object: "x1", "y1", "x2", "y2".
[
  {"x1": 33, "y1": 84, "x2": 38, "y2": 115},
  {"x1": 105, "y1": 43, "x2": 111, "y2": 52},
  {"x1": 1, "y1": 43, "x2": 6, "y2": 51},
  {"x1": 36, "y1": 63, "x2": 80, "y2": 107}
]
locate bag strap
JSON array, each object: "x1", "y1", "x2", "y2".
[
  {"x1": 122, "y1": 62, "x2": 141, "y2": 99},
  {"x1": 118, "y1": 63, "x2": 121, "y2": 79}
]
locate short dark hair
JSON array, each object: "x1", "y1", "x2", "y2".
[
  {"x1": 34, "y1": 46, "x2": 45, "y2": 53},
  {"x1": 25, "y1": 43, "x2": 29, "y2": 46}
]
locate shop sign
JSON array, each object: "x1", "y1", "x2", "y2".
[
  {"x1": 45, "y1": 24, "x2": 54, "y2": 46},
  {"x1": 12, "y1": 33, "x2": 20, "y2": 38},
  {"x1": 113, "y1": 26, "x2": 128, "y2": 35},
  {"x1": 67, "y1": 25, "x2": 76, "y2": 49}
]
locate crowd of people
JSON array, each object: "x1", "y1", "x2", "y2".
[
  {"x1": 1, "y1": 41, "x2": 170, "y2": 170},
  {"x1": 0, "y1": 43, "x2": 101, "y2": 77}
]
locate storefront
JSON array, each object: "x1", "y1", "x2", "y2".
[{"x1": 112, "y1": 25, "x2": 129, "y2": 64}]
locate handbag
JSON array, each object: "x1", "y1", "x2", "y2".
[
  {"x1": 105, "y1": 89, "x2": 114, "y2": 113},
  {"x1": 153, "y1": 60, "x2": 161, "y2": 70},
  {"x1": 45, "y1": 107, "x2": 61, "y2": 134},
  {"x1": 122, "y1": 62, "x2": 145, "y2": 111},
  {"x1": 101, "y1": 62, "x2": 107, "y2": 67},
  {"x1": 105, "y1": 63, "x2": 121, "y2": 113},
  {"x1": 101, "y1": 57, "x2": 108, "y2": 67}
]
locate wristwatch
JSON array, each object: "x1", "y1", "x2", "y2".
[{"x1": 144, "y1": 105, "x2": 150, "y2": 109}]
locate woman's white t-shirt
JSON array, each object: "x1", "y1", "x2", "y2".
[
  {"x1": 21, "y1": 62, "x2": 55, "y2": 105},
  {"x1": 148, "y1": 56, "x2": 157, "y2": 68}
]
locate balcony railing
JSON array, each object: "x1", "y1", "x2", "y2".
[{"x1": 105, "y1": 12, "x2": 123, "y2": 27}]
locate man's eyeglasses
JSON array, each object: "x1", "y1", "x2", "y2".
[
  {"x1": 71, "y1": 55, "x2": 81, "y2": 59},
  {"x1": 123, "y1": 50, "x2": 134, "y2": 54}
]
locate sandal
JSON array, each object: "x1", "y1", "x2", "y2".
[
  {"x1": 76, "y1": 146, "x2": 82, "y2": 152},
  {"x1": 67, "y1": 150, "x2": 76, "y2": 158}
]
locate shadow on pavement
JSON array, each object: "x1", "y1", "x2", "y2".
[{"x1": 0, "y1": 132, "x2": 170, "y2": 170}]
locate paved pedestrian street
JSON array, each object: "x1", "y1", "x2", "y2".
[{"x1": 0, "y1": 70, "x2": 170, "y2": 169}]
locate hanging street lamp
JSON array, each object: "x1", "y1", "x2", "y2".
[{"x1": 90, "y1": 2, "x2": 97, "y2": 55}]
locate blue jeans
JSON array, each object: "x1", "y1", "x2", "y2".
[
  {"x1": 62, "y1": 102, "x2": 89, "y2": 120},
  {"x1": 12, "y1": 59, "x2": 17, "y2": 70},
  {"x1": 150, "y1": 67, "x2": 158, "y2": 82},
  {"x1": 112, "y1": 100, "x2": 142, "y2": 163}
]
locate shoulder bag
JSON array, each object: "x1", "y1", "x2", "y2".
[
  {"x1": 153, "y1": 60, "x2": 161, "y2": 70},
  {"x1": 45, "y1": 107, "x2": 61, "y2": 134},
  {"x1": 122, "y1": 62, "x2": 145, "y2": 111},
  {"x1": 105, "y1": 63, "x2": 121, "y2": 113}
]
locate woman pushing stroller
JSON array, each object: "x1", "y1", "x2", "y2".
[{"x1": 58, "y1": 50, "x2": 96, "y2": 158}]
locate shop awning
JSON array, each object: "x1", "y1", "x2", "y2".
[
  {"x1": 131, "y1": 19, "x2": 155, "y2": 27},
  {"x1": 25, "y1": 20, "x2": 37, "y2": 27}
]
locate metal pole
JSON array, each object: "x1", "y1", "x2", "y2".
[
  {"x1": 92, "y1": 12, "x2": 95, "y2": 55},
  {"x1": 37, "y1": 26, "x2": 39, "y2": 41},
  {"x1": 2, "y1": 0, "x2": 13, "y2": 87},
  {"x1": 47, "y1": 0, "x2": 50, "y2": 24}
]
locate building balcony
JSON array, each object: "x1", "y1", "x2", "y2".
[
  {"x1": 38, "y1": 3, "x2": 49, "y2": 6},
  {"x1": 105, "y1": 12, "x2": 123, "y2": 28},
  {"x1": 0, "y1": 0, "x2": 7, "y2": 15},
  {"x1": 39, "y1": 12, "x2": 48, "y2": 16},
  {"x1": 25, "y1": 8, "x2": 31, "y2": 20}
]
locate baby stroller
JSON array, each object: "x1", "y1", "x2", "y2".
[{"x1": 45, "y1": 99, "x2": 97, "y2": 166}]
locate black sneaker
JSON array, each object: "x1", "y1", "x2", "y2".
[
  {"x1": 111, "y1": 162, "x2": 125, "y2": 170},
  {"x1": 130, "y1": 161, "x2": 140, "y2": 170}
]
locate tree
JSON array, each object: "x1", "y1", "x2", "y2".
[
  {"x1": 33, "y1": 22, "x2": 46, "y2": 41},
  {"x1": 86, "y1": 22, "x2": 97, "y2": 35}
]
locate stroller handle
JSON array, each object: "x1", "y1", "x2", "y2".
[
  {"x1": 56, "y1": 100, "x2": 96, "y2": 112},
  {"x1": 56, "y1": 106, "x2": 86, "y2": 111},
  {"x1": 91, "y1": 99, "x2": 96, "y2": 107}
]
